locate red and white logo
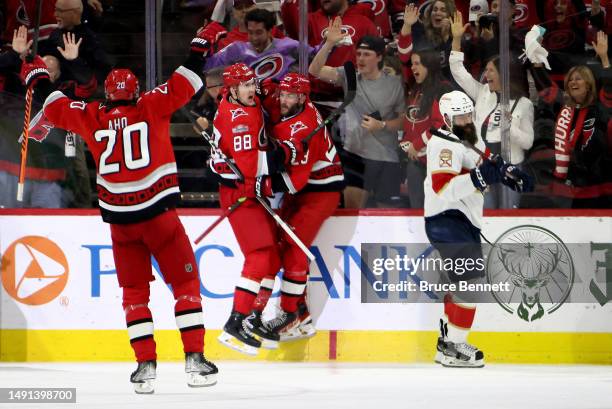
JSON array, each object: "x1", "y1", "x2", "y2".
[
  {"x1": 230, "y1": 108, "x2": 248, "y2": 121},
  {"x1": 321, "y1": 25, "x2": 356, "y2": 40},
  {"x1": 358, "y1": 0, "x2": 386, "y2": 16},
  {"x1": 289, "y1": 121, "x2": 308, "y2": 137},
  {"x1": 252, "y1": 54, "x2": 284, "y2": 81}
]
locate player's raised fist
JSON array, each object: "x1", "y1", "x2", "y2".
[
  {"x1": 20, "y1": 55, "x2": 50, "y2": 88},
  {"x1": 191, "y1": 21, "x2": 228, "y2": 55}
]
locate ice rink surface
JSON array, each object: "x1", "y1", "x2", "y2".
[
  {"x1": 0, "y1": 361, "x2": 612, "y2": 409},
  {"x1": 0, "y1": 362, "x2": 611, "y2": 409}
]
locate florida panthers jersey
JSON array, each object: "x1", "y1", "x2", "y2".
[
  {"x1": 209, "y1": 95, "x2": 268, "y2": 181},
  {"x1": 424, "y1": 130, "x2": 485, "y2": 229},
  {"x1": 43, "y1": 65, "x2": 203, "y2": 224},
  {"x1": 272, "y1": 101, "x2": 344, "y2": 193}
]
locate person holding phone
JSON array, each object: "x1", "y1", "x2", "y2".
[{"x1": 310, "y1": 26, "x2": 406, "y2": 208}]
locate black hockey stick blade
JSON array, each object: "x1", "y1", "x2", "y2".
[{"x1": 27, "y1": 0, "x2": 44, "y2": 62}]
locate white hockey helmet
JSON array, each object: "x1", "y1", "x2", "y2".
[{"x1": 439, "y1": 90, "x2": 474, "y2": 128}]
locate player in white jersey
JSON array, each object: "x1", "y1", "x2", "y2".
[{"x1": 424, "y1": 91, "x2": 533, "y2": 368}]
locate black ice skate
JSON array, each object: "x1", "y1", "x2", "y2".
[
  {"x1": 130, "y1": 360, "x2": 156, "y2": 394},
  {"x1": 185, "y1": 352, "x2": 218, "y2": 387},
  {"x1": 279, "y1": 302, "x2": 316, "y2": 342},
  {"x1": 441, "y1": 342, "x2": 485, "y2": 368},
  {"x1": 218, "y1": 311, "x2": 262, "y2": 356},
  {"x1": 434, "y1": 318, "x2": 449, "y2": 364},
  {"x1": 244, "y1": 311, "x2": 280, "y2": 350}
]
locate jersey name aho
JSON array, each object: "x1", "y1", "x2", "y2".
[{"x1": 43, "y1": 66, "x2": 203, "y2": 223}]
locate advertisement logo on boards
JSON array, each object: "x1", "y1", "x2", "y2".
[{"x1": 1, "y1": 236, "x2": 69, "y2": 305}]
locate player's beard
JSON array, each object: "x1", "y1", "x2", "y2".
[
  {"x1": 452, "y1": 123, "x2": 478, "y2": 146},
  {"x1": 281, "y1": 102, "x2": 302, "y2": 118}
]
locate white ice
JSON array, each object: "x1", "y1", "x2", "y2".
[{"x1": 0, "y1": 362, "x2": 611, "y2": 409}]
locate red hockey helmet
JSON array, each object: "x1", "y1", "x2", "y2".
[
  {"x1": 104, "y1": 69, "x2": 139, "y2": 101},
  {"x1": 222, "y1": 63, "x2": 255, "y2": 87},
  {"x1": 279, "y1": 73, "x2": 310, "y2": 95}
]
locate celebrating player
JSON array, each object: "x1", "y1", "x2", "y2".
[
  {"x1": 20, "y1": 27, "x2": 221, "y2": 394},
  {"x1": 425, "y1": 90, "x2": 533, "y2": 368},
  {"x1": 247, "y1": 73, "x2": 344, "y2": 341}
]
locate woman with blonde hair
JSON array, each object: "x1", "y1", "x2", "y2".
[{"x1": 529, "y1": 31, "x2": 611, "y2": 208}]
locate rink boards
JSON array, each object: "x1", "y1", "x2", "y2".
[{"x1": 1, "y1": 209, "x2": 611, "y2": 363}]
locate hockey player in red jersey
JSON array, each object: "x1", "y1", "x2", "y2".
[
  {"x1": 245, "y1": 73, "x2": 344, "y2": 341},
  {"x1": 20, "y1": 28, "x2": 221, "y2": 394},
  {"x1": 209, "y1": 62, "x2": 306, "y2": 355}
]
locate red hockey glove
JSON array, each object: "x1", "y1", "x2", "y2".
[
  {"x1": 20, "y1": 55, "x2": 50, "y2": 88},
  {"x1": 279, "y1": 138, "x2": 306, "y2": 165},
  {"x1": 236, "y1": 176, "x2": 273, "y2": 199},
  {"x1": 191, "y1": 21, "x2": 228, "y2": 55}
]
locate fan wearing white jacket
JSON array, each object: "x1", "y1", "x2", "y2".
[{"x1": 449, "y1": 11, "x2": 534, "y2": 208}]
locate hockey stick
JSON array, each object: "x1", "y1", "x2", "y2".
[
  {"x1": 194, "y1": 197, "x2": 246, "y2": 244},
  {"x1": 429, "y1": 127, "x2": 523, "y2": 188},
  {"x1": 302, "y1": 61, "x2": 357, "y2": 145},
  {"x1": 183, "y1": 109, "x2": 316, "y2": 261},
  {"x1": 16, "y1": 0, "x2": 43, "y2": 202}
]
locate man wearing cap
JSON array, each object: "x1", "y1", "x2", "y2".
[{"x1": 310, "y1": 21, "x2": 406, "y2": 208}]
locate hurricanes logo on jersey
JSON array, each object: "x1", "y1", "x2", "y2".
[
  {"x1": 358, "y1": 0, "x2": 385, "y2": 16},
  {"x1": 230, "y1": 108, "x2": 248, "y2": 121},
  {"x1": 321, "y1": 25, "x2": 356, "y2": 40},
  {"x1": 252, "y1": 54, "x2": 284, "y2": 81},
  {"x1": 439, "y1": 149, "x2": 452, "y2": 167},
  {"x1": 289, "y1": 121, "x2": 308, "y2": 137},
  {"x1": 513, "y1": 4, "x2": 528, "y2": 24}
]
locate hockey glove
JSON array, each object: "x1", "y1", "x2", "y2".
[
  {"x1": 501, "y1": 164, "x2": 535, "y2": 193},
  {"x1": 236, "y1": 176, "x2": 273, "y2": 199},
  {"x1": 20, "y1": 55, "x2": 50, "y2": 88},
  {"x1": 470, "y1": 158, "x2": 503, "y2": 192},
  {"x1": 191, "y1": 21, "x2": 227, "y2": 55},
  {"x1": 279, "y1": 139, "x2": 306, "y2": 165},
  {"x1": 258, "y1": 77, "x2": 279, "y2": 98}
]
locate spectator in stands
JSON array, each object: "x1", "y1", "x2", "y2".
[
  {"x1": 529, "y1": 30, "x2": 611, "y2": 208},
  {"x1": 205, "y1": 9, "x2": 311, "y2": 81},
  {"x1": 0, "y1": 27, "x2": 94, "y2": 208},
  {"x1": 400, "y1": 49, "x2": 452, "y2": 208},
  {"x1": 541, "y1": 0, "x2": 606, "y2": 75},
  {"x1": 39, "y1": 0, "x2": 111, "y2": 84},
  {"x1": 310, "y1": 25, "x2": 406, "y2": 208},
  {"x1": 397, "y1": 1, "x2": 466, "y2": 84},
  {"x1": 1, "y1": 0, "x2": 57, "y2": 45},
  {"x1": 450, "y1": 11, "x2": 534, "y2": 208},
  {"x1": 193, "y1": 67, "x2": 224, "y2": 130},
  {"x1": 491, "y1": 0, "x2": 541, "y2": 30},
  {"x1": 282, "y1": 0, "x2": 377, "y2": 105}
]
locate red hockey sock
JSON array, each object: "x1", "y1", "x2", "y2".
[
  {"x1": 233, "y1": 276, "x2": 261, "y2": 315},
  {"x1": 173, "y1": 278, "x2": 205, "y2": 353},
  {"x1": 123, "y1": 284, "x2": 156, "y2": 362},
  {"x1": 443, "y1": 294, "x2": 476, "y2": 344},
  {"x1": 252, "y1": 275, "x2": 275, "y2": 313},
  {"x1": 280, "y1": 270, "x2": 307, "y2": 313}
]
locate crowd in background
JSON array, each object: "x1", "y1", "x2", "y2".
[{"x1": 1, "y1": 0, "x2": 610, "y2": 209}]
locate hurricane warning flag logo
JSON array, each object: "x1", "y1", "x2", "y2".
[{"x1": 1, "y1": 236, "x2": 69, "y2": 305}]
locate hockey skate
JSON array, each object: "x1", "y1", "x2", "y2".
[
  {"x1": 265, "y1": 309, "x2": 298, "y2": 338},
  {"x1": 434, "y1": 319, "x2": 449, "y2": 364},
  {"x1": 185, "y1": 352, "x2": 218, "y2": 387},
  {"x1": 218, "y1": 311, "x2": 262, "y2": 356},
  {"x1": 279, "y1": 303, "x2": 316, "y2": 342},
  {"x1": 441, "y1": 342, "x2": 485, "y2": 368},
  {"x1": 130, "y1": 360, "x2": 156, "y2": 394},
  {"x1": 244, "y1": 311, "x2": 280, "y2": 350}
]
